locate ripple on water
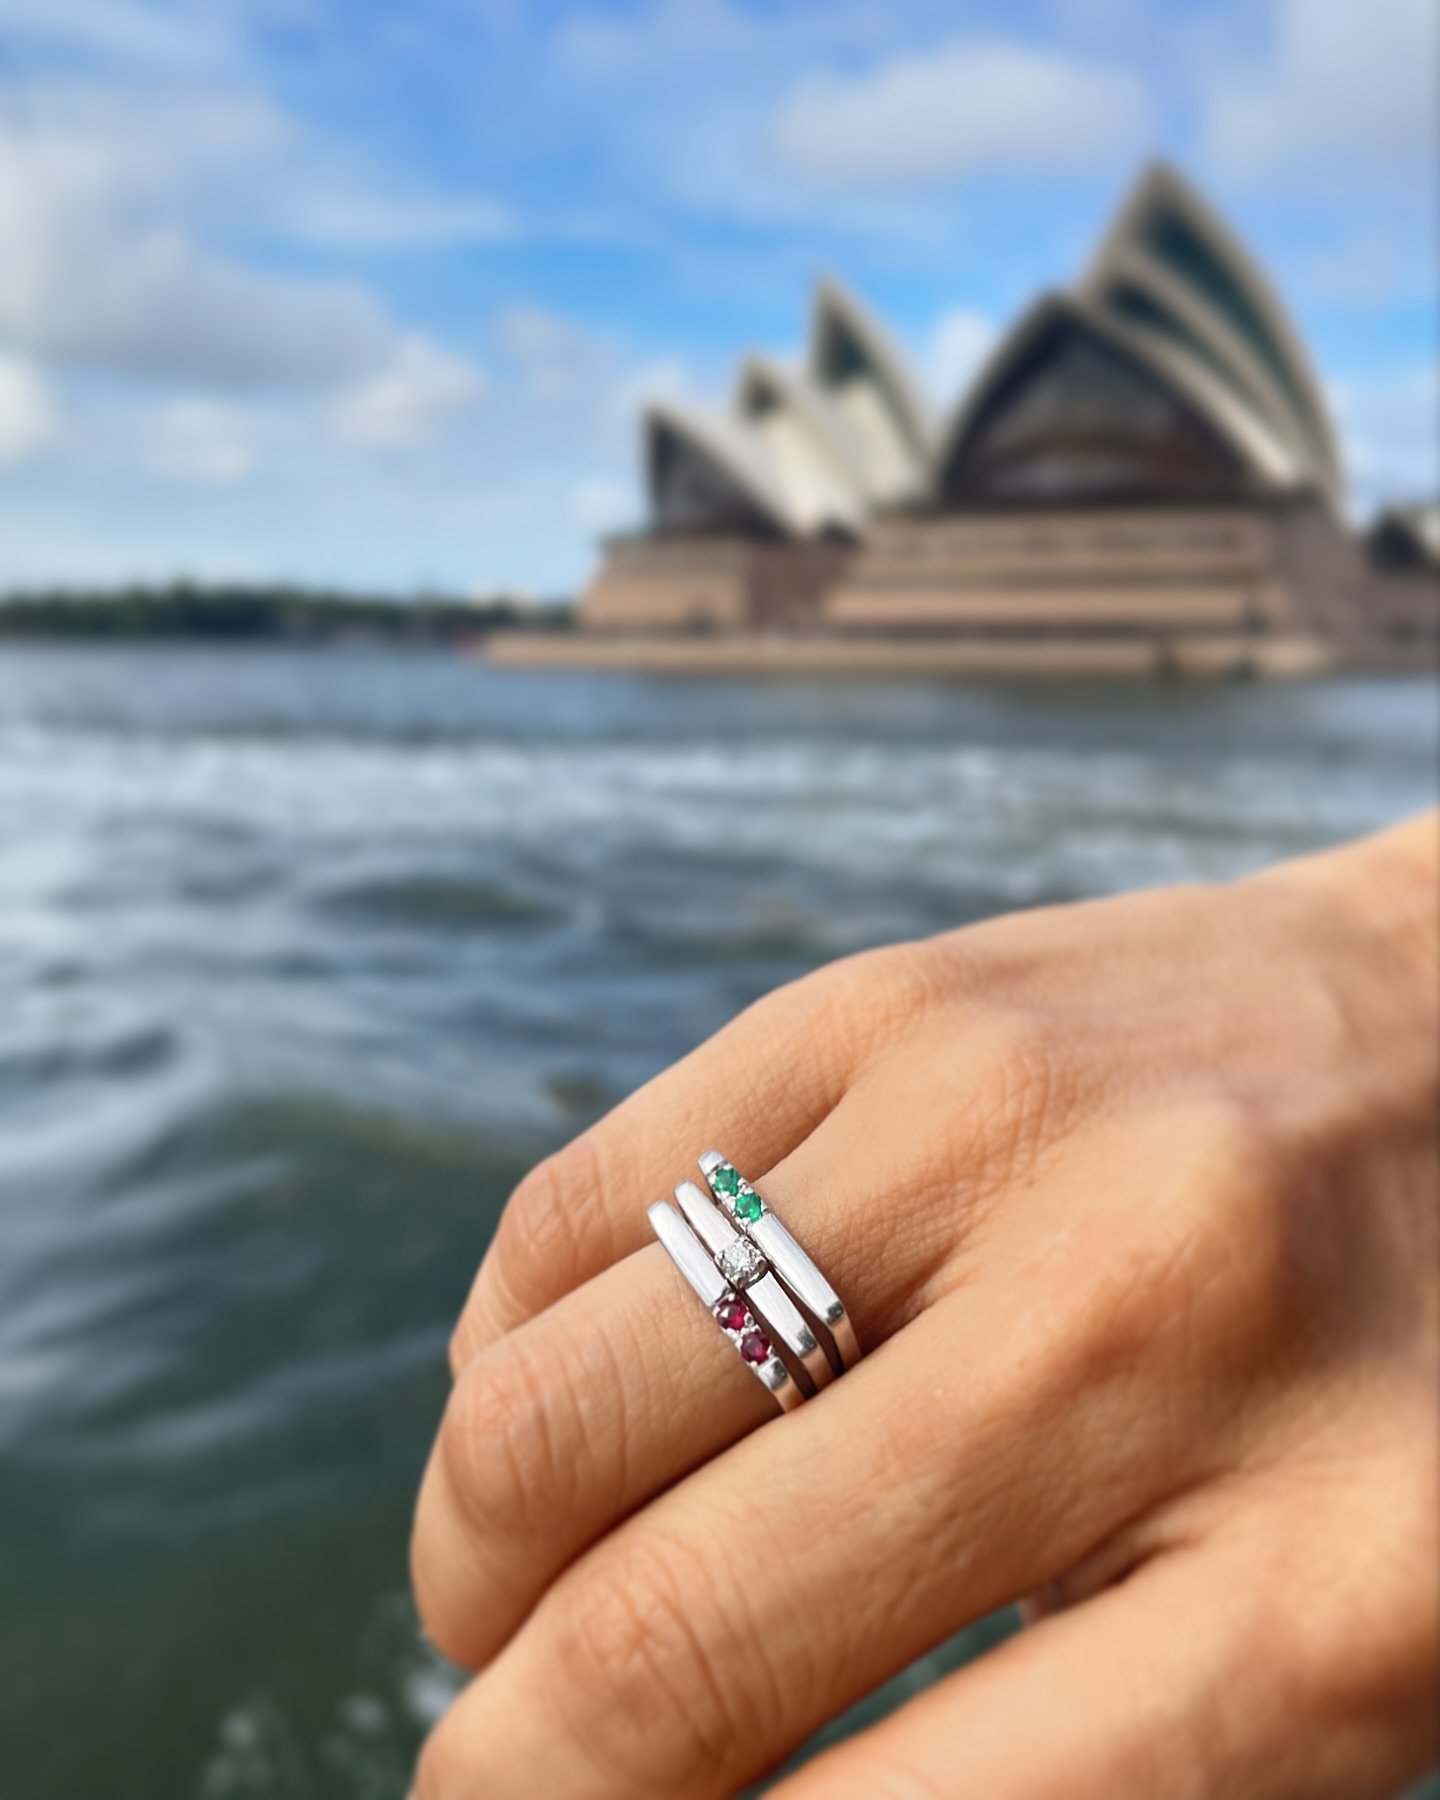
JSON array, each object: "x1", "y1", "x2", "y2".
[
  {"x1": 0, "y1": 653, "x2": 1434, "y2": 1800},
  {"x1": 314, "y1": 871, "x2": 565, "y2": 931}
]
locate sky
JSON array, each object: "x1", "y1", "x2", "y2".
[{"x1": 0, "y1": 0, "x2": 1434, "y2": 596}]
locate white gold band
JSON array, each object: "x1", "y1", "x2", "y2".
[
  {"x1": 672, "y1": 1180, "x2": 835, "y2": 1396},
  {"x1": 698, "y1": 1149, "x2": 861, "y2": 1374},
  {"x1": 646, "y1": 1200, "x2": 802, "y2": 1412}
]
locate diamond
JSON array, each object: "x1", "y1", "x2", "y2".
[{"x1": 717, "y1": 1238, "x2": 766, "y2": 1289}]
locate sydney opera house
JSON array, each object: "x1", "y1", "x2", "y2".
[{"x1": 496, "y1": 164, "x2": 1437, "y2": 678}]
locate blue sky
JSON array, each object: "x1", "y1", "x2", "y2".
[{"x1": 0, "y1": 0, "x2": 1434, "y2": 594}]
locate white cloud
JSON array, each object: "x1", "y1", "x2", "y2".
[
  {"x1": 148, "y1": 398, "x2": 257, "y2": 483},
  {"x1": 0, "y1": 84, "x2": 508, "y2": 388},
  {"x1": 333, "y1": 336, "x2": 486, "y2": 451},
  {"x1": 282, "y1": 193, "x2": 514, "y2": 251},
  {"x1": 1331, "y1": 361, "x2": 1440, "y2": 512},
  {"x1": 0, "y1": 0, "x2": 227, "y2": 69},
  {"x1": 922, "y1": 309, "x2": 996, "y2": 406},
  {"x1": 0, "y1": 0, "x2": 318, "y2": 71},
  {"x1": 1204, "y1": 0, "x2": 1437, "y2": 176},
  {"x1": 554, "y1": 0, "x2": 889, "y2": 84},
  {"x1": 1, "y1": 232, "x2": 397, "y2": 388},
  {"x1": 548, "y1": 2, "x2": 979, "y2": 232},
  {"x1": 773, "y1": 41, "x2": 1154, "y2": 187},
  {"x1": 0, "y1": 353, "x2": 60, "y2": 465},
  {"x1": 492, "y1": 310, "x2": 695, "y2": 450}
]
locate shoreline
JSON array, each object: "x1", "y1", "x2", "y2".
[{"x1": 483, "y1": 630, "x2": 1339, "y2": 681}]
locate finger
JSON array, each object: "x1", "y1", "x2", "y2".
[
  {"x1": 413, "y1": 1077, "x2": 965, "y2": 1672},
  {"x1": 414, "y1": 1242, "x2": 771, "y2": 1672},
  {"x1": 449, "y1": 947, "x2": 927, "y2": 1371},
  {"x1": 412, "y1": 1202, "x2": 1223, "y2": 1800},
  {"x1": 770, "y1": 1543, "x2": 1427, "y2": 1800}
]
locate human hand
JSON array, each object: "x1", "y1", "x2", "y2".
[{"x1": 412, "y1": 814, "x2": 1439, "y2": 1798}]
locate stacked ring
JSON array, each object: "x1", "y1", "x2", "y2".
[
  {"x1": 672, "y1": 1179, "x2": 835, "y2": 1395},
  {"x1": 646, "y1": 1200, "x2": 802, "y2": 1412},
  {"x1": 698, "y1": 1150, "x2": 861, "y2": 1374},
  {"x1": 647, "y1": 1150, "x2": 861, "y2": 1415}
]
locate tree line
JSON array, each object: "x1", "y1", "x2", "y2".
[{"x1": 0, "y1": 582, "x2": 575, "y2": 642}]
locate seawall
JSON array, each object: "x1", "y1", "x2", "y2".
[{"x1": 483, "y1": 631, "x2": 1337, "y2": 681}]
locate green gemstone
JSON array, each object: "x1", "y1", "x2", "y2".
[
  {"x1": 711, "y1": 1165, "x2": 741, "y2": 1197},
  {"x1": 734, "y1": 1190, "x2": 764, "y2": 1222}
]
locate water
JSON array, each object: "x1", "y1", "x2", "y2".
[{"x1": 1, "y1": 646, "x2": 1435, "y2": 1800}]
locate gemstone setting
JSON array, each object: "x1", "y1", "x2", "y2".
[
  {"x1": 717, "y1": 1238, "x2": 767, "y2": 1289},
  {"x1": 709, "y1": 1162, "x2": 765, "y2": 1223},
  {"x1": 714, "y1": 1298, "x2": 748, "y2": 1333},
  {"x1": 739, "y1": 1329, "x2": 771, "y2": 1364}
]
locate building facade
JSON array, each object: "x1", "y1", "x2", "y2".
[{"x1": 564, "y1": 163, "x2": 1436, "y2": 676}]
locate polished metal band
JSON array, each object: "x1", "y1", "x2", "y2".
[
  {"x1": 646, "y1": 1200, "x2": 802, "y2": 1412},
  {"x1": 672, "y1": 1180, "x2": 835, "y2": 1396},
  {"x1": 698, "y1": 1149, "x2": 861, "y2": 1373}
]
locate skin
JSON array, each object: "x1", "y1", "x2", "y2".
[{"x1": 410, "y1": 814, "x2": 1439, "y2": 1799}]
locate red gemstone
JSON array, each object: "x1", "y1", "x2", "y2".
[
  {"x1": 715, "y1": 1300, "x2": 747, "y2": 1333},
  {"x1": 739, "y1": 1330, "x2": 770, "y2": 1364}
]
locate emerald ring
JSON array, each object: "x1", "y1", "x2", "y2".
[
  {"x1": 698, "y1": 1151, "x2": 861, "y2": 1376},
  {"x1": 647, "y1": 1199, "x2": 803, "y2": 1413},
  {"x1": 671, "y1": 1179, "x2": 835, "y2": 1396}
]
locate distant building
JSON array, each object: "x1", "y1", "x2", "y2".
[
  {"x1": 581, "y1": 278, "x2": 931, "y2": 638},
  {"x1": 514, "y1": 163, "x2": 1437, "y2": 678},
  {"x1": 1358, "y1": 504, "x2": 1440, "y2": 661}
]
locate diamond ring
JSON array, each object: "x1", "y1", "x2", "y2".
[
  {"x1": 698, "y1": 1151, "x2": 861, "y2": 1373},
  {"x1": 646, "y1": 1200, "x2": 803, "y2": 1412},
  {"x1": 672, "y1": 1179, "x2": 835, "y2": 1396}
]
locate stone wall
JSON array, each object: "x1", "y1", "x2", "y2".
[{"x1": 580, "y1": 535, "x2": 852, "y2": 633}]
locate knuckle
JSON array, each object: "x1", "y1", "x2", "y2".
[
  {"x1": 795, "y1": 940, "x2": 938, "y2": 1053},
  {"x1": 1160, "y1": 1098, "x2": 1302, "y2": 1351},
  {"x1": 1263, "y1": 1494, "x2": 1440, "y2": 1745},
  {"x1": 1262, "y1": 1604, "x2": 1379, "y2": 1737},
  {"x1": 540, "y1": 1539, "x2": 749, "y2": 1792},
  {"x1": 440, "y1": 1338, "x2": 566, "y2": 1551},
  {"x1": 1096, "y1": 1097, "x2": 1300, "y2": 1365},
  {"x1": 960, "y1": 1009, "x2": 1067, "y2": 1190},
  {"x1": 494, "y1": 1134, "x2": 608, "y2": 1306},
  {"x1": 412, "y1": 1716, "x2": 468, "y2": 1800},
  {"x1": 1021, "y1": 1097, "x2": 1304, "y2": 1415},
  {"x1": 976, "y1": 1009, "x2": 1059, "y2": 1124},
  {"x1": 448, "y1": 1136, "x2": 610, "y2": 1376},
  {"x1": 445, "y1": 1314, "x2": 477, "y2": 1382}
]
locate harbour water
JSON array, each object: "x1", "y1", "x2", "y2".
[{"x1": 1, "y1": 647, "x2": 1435, "y2": 1799}]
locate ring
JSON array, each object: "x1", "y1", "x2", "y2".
[
  {"x1": 672, "y1": 1180, "x2": 835, "y2": 1396},
  {"x1": 698, "y1": 1150, "x2": 861, "y2": 1373},
  {"x1": 646, "y1": 1200, "x2": 803, "y2": 1413}
]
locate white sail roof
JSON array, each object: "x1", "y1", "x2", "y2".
[
  {"x1": 643, "y1": 399, "x2": 797, "y2": 538},
  {"x1": 934, "y1": 291, "x2": 1301, "y2": 506},
  {"x1": 1082, "y1": 162, "x2": 1342, "y2": 505},
  {"x1": 808, "y1": 278, "x2": 932, "y2": 505},
  {"x1": 632, "y1": 162, "x2": 1343, "y2": 538},
  {"x1": 734, "y1": 354, "x2": 867, "y2": 534}
]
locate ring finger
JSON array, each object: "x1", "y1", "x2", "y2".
[
  {"x1": 412, "y1": 1103, "x2": 958, "y2": 1671},
  {"x1": 413, "y1": 1130, "x2": 1219, "y2": 1800}
]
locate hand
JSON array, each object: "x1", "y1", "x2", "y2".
[{"x1": 411, "y1": 815, "x2": 1439, "y2": 1798}]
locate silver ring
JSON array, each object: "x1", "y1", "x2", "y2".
[
  {"x1": 672, "y1": 1180, "x2": 835, "y2": 1396},
  {"x1": 646, "y1": 1200, "x2": 803, "y2": 1413},
  {"x1": 698, "y1": 1150, "x2": 861, "y2": 1373}
]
